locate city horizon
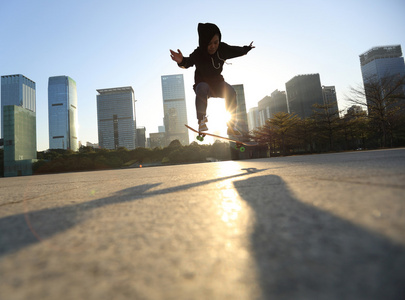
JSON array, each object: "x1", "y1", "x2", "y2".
[{"x1": 1, "y1": 0, "x2": 404, "y2": 151}]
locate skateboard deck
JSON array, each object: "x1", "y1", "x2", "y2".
[{"x1": 185, "y1": 124, "x2": 257, "y2": 152}]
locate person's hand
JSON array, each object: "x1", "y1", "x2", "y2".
[
  {"x1": 170, "y1": 49, "x2": 183, "y2": 63},
  {"x1": 249, "y1": 41, "x2": 255, "y2": 49}
]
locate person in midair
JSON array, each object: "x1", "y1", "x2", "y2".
[{"x1": 170, "y1": 23, "x2": 254, "y2": 135}]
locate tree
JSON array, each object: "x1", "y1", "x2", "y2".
[
  {"x1": 252, "y1": 120, "x2": 274, "y2": 153},
  {"x1": 269, "y1": 112, "x2": 300, "y2": 155},
  {"x1": 295, "y1": 118, "x2": 316, "y2": 153},
  {"x1": 342, "y1": 109, "x2": 368, "y2": 150},
  {"x1": 167, "y1": 139, "x2": 182, "y2": 148},
  {"x1": 79, "y1": 146, "x2": 95, "y2": 154},
  {"x1": 348, "y1": 74, "x2": 405, "y2": 147},
  {"x1": 311, "y1": 101, "x2": 343, "y2": 151}
]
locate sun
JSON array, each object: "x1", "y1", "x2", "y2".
[
  {"x1": 188, "y1": 98, "x2": 233, "y2": 144},
  {"x1": 205, "y1": 99, "x2": 229, "y2": 137}
]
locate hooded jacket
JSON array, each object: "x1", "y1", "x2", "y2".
[{"x1": 178, "y1": 23, "x2": 252, "y2": 93}]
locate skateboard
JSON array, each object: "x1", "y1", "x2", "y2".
[{"x1": 185, "y1": 124, "x2": 257, "y2": 152}]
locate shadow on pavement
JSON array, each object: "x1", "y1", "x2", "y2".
[
  {"x1": 3, "y1": 168, "x2": 403, "y2": 299},
  {"x1": 0, "y1": 168, "x2": 266, "y2": 257},
  {"x1": 233, "y1": 174, "x2": 405, "y2": 300}
]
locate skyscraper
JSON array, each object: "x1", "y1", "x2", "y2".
[
  {"x1": 360, "y1": 45, "x2": 405, "y2": 83},
  {"x1": 258, "y1": 96, "x2": 271, "y2": 127},
  {"x1": 136, "y1": 127, "x2": 146, "y2": 148},
  {"x1": 247, "y1": 107, "x2": 260, "y2": 131},
  {"x1": 161, "y1": 74, "x2": 189, "y2": 145},
  {"x1": 322, "y1": 86, "x2": 339, "y2": 114},
  {"x1": 232, "y1": 84, "x2": 249, "y2": 133},
  {"x1": 255, "y1": 90, "x2": 288, "y2": 128},
  {"x1": 285, "y1": 74, "x2": 324, "y2": 119},
  {"x1": 48, "y1": 76, "x2": 79, "y2": 151},
  {"x1": 1, "y1": 74, "x2": 36, "y2": 176},
  {"x1": 1, "y1": 74, "x2": 36, "y2": 137},
  {"x1": 359, "y1": 45, "x2": 405, "y2": 112},
  {"x1": 270, "y1": 90, "x2": 288, "y2": 117},
  {"x1": 96, "y1": 87, "x2": 137, "y2": 150}
]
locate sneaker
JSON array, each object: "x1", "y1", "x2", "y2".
[{"x1": 198, "y1": 116, "x2": 208, "y2": 132}]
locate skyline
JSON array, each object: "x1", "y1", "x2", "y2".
[{"x1": 1, "y1": 0, "x2": 404, "y2": 151}]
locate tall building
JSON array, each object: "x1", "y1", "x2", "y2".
[
  {"x1": 1, "y1": 74, "x2": 36, "y2": 176},
  {"x1": 360, "y1": 45, "x2": 405, "y2": 82},
  {"x1": 232, "y1": 84, "x2": 249, "y2": 133},
  {"x1": 247, "y1": 107, "x2": 259, "y2": 131},
  {"x1": 270, "y1": 90, "x2": 288, "y2": 117},
  {"x1": 257, "y1": 96, "x2": 271, "y2": 127},
  {"x1": 359, "y1": 45, "x2": 405, "y2": 111},
  {"x1": 161, "y1": 74, "x2": 189, "y2": 145},
  {"x1": 96, "y1": 86, "x2": 137, "y2": 150},
  {"x1": 48, "y1": 76, "x2": 79, "y2": 151},
  {"x1": 285, "y1": 74, "x2": 324, "y2": 119},
  {"x1": 136, "y1": 127, "x2": 146, "y2": 148},
  {"x1": 149, "y1": 132, "x2": 166, "y2": 148},
  {"x1": 322, "y1": 86, "x2": 339, "y2": 114},
  {"x1": 255, "y1": 90, "x2": 288, "y2": 128},
  {"x1": 1, "y1": 74, "x2": 36, "y2": 137}
]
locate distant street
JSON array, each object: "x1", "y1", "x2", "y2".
[{"x1": 1, "y1": 148, "x2": 404, "y2": 300}]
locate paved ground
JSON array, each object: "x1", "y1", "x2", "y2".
[{"x1": 1, "y1": 148, "x2": 404, "y2": 300}]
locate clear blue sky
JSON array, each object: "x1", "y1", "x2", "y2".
[{"x1": 1, "y1": 0, "x2": 404, "y2": 151}]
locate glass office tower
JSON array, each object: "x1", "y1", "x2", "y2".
[
  {"x1": 285, "y1": 74, "x2": 324, "y2": 119},
  {"x1": 48, "y1": 76, "x2": 79, "y2": 151},
  {"x1": 1, "y1": 74, "x2": 36, "y2": 176},
  {"x1": 270, "y1": 90, "x2": 289, "y2": 117},
  {"x1": 3, "y1": 106, "x2": 37, "y2": 176},
  {"x1": 161, "y1": 74, "x2": 189, "y2": 146},
  {"x1": 322, "y1": 86, "x2": 339, "y2": 114},
  {"x1": 360, "y1": 45, "x2": 405, "y2": 83},
  {"x1": 247, "y1": 107, "x2": 260, "y2": 131},
  {"x1": 96, "y1": 86, "x2": 137, "y2": 150},
  {"x1": 360, "y1": 45, "x2": 405, "y2": 111},
  {"x1": 1, "y1": 74, "x2": 36, "y2": 137},
  {"x1": 232, "y1": 84, "x2": 249, "y2": 134}
]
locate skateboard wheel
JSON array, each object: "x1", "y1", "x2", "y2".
[{"x1": 239, "y1": 146, "x2": 246, "y2": 152}]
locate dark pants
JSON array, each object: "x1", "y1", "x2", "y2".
[{"x1": 194, "y1": 82, "x2": 237, "y2": 122}]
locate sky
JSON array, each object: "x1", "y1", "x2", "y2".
[{"x1": 1, "y1": 0, "x2": 404, "y2": 151}]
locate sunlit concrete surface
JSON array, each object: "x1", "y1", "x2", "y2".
[{"x1": 1, "y1": 148, "x2": 404, "y2": 300}]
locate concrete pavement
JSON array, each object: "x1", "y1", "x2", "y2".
[{"x1": 1, "y1": 148, "x2": 404, "y2": 299}]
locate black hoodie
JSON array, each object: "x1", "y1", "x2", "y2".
[{"x1": 178, "y1": 23, "x2": 252, "y2": 93}]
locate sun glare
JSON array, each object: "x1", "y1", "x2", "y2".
[
  {"x1": 219, "y1": 189, "x2": 242, "y2": 224},
  {"x1": 224, "y1": 111, "x2": 232, "y2": 123},
  {"x1": 188, "y1": 99, "x2": 233, "y2": 144},
  {"x1": 205, "y1": 99, "x2": 229, "y2": 137},
  {"x1": 214, "y1": 161, "x2": 245, "y2": 226}
]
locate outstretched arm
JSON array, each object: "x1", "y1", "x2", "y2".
[
  {"x1": 170, "y1": 49, "x2": 183, "y2": 64},
  {"x1": 220, "y1": 41, "x2": 255, "y2": 60}
]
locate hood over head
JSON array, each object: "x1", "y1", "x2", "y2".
[{"x1": 198, "y1": 23, "x2": 221, "y2": 50}]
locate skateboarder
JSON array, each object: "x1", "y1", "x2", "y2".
[{"x1": 170, "y1": 23, "x2": 254, "y2": 135}]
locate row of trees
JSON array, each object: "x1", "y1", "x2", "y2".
[
  {"x1": 31, "y1": 140, "x2": 235, "y2": 175},
  {"x1": 251, "y1": 74, "x2": 405, "y2": 155}
]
